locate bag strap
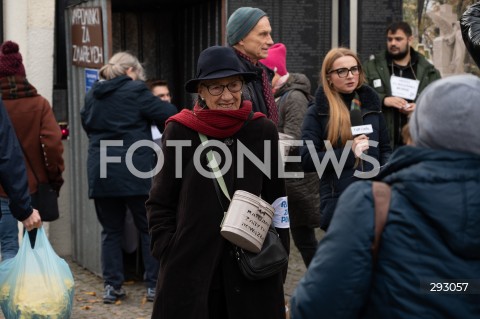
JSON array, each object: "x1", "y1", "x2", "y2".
[
  {"x1": 371, "y1": 181, "x2": 391, "y2": 261},
  {"x1": 17, "y1": 142, "x2": 40, "y2": 183},
  {"x1": 198, "y1": 133, "x2": 231, "y2": 203}
]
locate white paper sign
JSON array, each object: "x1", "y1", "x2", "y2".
[
  {"x1": 351, "y1": 124, "x2": 373, "y2": 135},
  {"x1": 390, "y1": 75, "x2": 420, "y2": 100},
  {"x1": 373, "y1": 79, "x2": 382, "y2": 88},
  {"x1": 151, "y1": 125, "x2": 162, "y2": 141},
  {"x1": 272, "y1": 196, "x2": 289, "y2": 228}
]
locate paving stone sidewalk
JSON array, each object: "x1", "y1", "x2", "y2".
[{"x1": 67, "y1": 245, "x2": 307, "y2": 319}]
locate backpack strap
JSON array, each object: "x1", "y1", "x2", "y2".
[{"x1": 371, "y1": 181, "x2": 391, "y2": 261}]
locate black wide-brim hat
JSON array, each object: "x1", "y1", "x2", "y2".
[{"x1": 185, "y1": 46, "x2": 257, "y2": 93}]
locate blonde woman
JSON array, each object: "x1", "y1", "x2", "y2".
[
  {"x1": 300, "y1": 47, "x2": 391, "y2": 231},
  {"x1": 81, "y1": 51, "x2": 177, "y2": 303}
]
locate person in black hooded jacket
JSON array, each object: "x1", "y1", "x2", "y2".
[
  {"x1": 300, "y1": 47, "x2": 391, "y2": 231},
  {"x1": 81, "y1": 51, "x2": 177, "y2": 304}
]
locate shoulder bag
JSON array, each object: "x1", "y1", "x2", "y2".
[
  {"x1": 199, "y1": 132, "x2": 288, "y2": 280},
  {"x1": 20, "y1": 146, "x2": 60, "y2": 222}
]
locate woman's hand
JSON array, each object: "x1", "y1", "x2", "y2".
[{"x1": 352, "y1": 134, "x2": 369, "y2": 158}]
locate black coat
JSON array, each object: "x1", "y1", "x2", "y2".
[
  {"x1": 300, "y1": 85, "x2": 391, "y2": 230},
  {"x1": 81, "y1": 75, "x2": 177, "y2": 198},
  {"x1": 146, "y1": 117, "x2": 288, "y2": 319}
]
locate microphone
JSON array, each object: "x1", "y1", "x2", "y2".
[{"x1": 350, "y1": 109, "x2": 372, "y2": 136}]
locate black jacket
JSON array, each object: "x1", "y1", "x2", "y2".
[
  {"x1": 300, "y1": 85, "x2": 391, "y2": 230},
  {"x1": 0, "y1": 100, "x2": 33, "y2": 221},
  {"x1": 81, "y1": 75, "x2": 177, "y2": 198}
]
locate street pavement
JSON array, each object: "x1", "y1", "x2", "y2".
[{"x1": 0, "y1": 232, "x2": 318, "y2": 319}]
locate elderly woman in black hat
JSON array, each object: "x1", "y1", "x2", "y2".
[{"x1": 146, "y1": 46, "x2": 289, "y2": 319}]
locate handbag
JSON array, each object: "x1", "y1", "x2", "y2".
[
  {"x1": 234, "y1": 226, "x2": 288, "y2": 280},
  {"x1": 31, "y1": 182, "x2": 60, "y2": 221},
  {"x1": 20, "y1": 146, "x2": 60, "y2": 222},
  {"x1": 199, "y1": 133, "x2": 288, "y2": 280}
]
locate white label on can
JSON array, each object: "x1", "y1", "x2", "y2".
[{"x1": 272, "y1": 196, "x2": 289, "y2": 228}]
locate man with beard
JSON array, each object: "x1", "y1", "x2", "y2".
[{"x1": 364, "y1": 21, "x2": 440, "y2": 150}]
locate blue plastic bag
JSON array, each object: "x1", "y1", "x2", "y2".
[{"x1": 0, "y1": 227, "x2": 74, "y2": 319}]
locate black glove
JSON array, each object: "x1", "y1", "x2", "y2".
[{"x1": 461, "y1": 3, "x2": 480, "y2": 68}]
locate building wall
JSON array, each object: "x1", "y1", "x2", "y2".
[{"x1": 3, "y1": 0, "x2": 55, "y2": 103}]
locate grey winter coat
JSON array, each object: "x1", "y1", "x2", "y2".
[{"x1": 275, "y1": 73, "x2": 319, "y2": 228}]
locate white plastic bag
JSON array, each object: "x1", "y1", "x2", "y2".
[{"x1": 0, "y1": 227, "x2": 74, "y2": 319}]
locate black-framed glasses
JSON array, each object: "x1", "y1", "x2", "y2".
[
  {"x1": 328, "y1": 65, "x2": 361, "y2": 78},
  {"x1": 202, "y1": 80, "x2": 243, "y2": 96}
]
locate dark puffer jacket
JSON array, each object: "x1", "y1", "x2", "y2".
[
  {"x1": 300, "y1": 85, "x2": 391, "y2": 230},
  {"x1": 291, "y1": 146, "x2": 480, "y2": 319},
  {"x1": 81, "y1": 75, "x2": 177, "y2": 198}
]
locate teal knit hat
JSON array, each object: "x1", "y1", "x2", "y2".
[{"x1": 226, "y1": 7, "x2": 267, "y2": 46}]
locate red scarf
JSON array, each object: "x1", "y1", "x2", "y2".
[
  {"x1": 234, "y1": 49, "x2": 278, "y2": 124},
  {"x1": 166, "y1": 100, "x2": 265, "y2": 139}
]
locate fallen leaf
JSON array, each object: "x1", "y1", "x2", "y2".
[
  {"x1": 141, "y1": 296, "x2": 147, "y2": 305},
  {"x1": 84, "y1": 291, "x2": 97, "y2": 296},
  {"x1": 80, "y1": 306, "x2": 91, "y2": 310},
  {"x1": 115, "y1": 300, "x2": 122, "y2": 305}
]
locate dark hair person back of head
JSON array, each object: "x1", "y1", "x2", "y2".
[
  {"x1": 386, "y1": 21, "x2": 412, "y2": 37},
  {"x1": 146, "y1": 79, "x2": 169, "y2": 91}
]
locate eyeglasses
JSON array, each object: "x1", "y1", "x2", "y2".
[
  {"x1": 328, "y1": 65, "x2": 361, "y2": 78},
  {"x1": 157, "y1": 93, "x2": 171, "y2": 98},
  {"x1": 202, "y1": 80, "x2": 243, "y2": 96}
]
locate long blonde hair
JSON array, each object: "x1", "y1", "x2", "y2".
[
  {"x1": 320, "y1": 47, "x2": 365, "y2": 146},
  {"x1": 99, "y1": 51, "x2": 146, "y2": 81}
]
